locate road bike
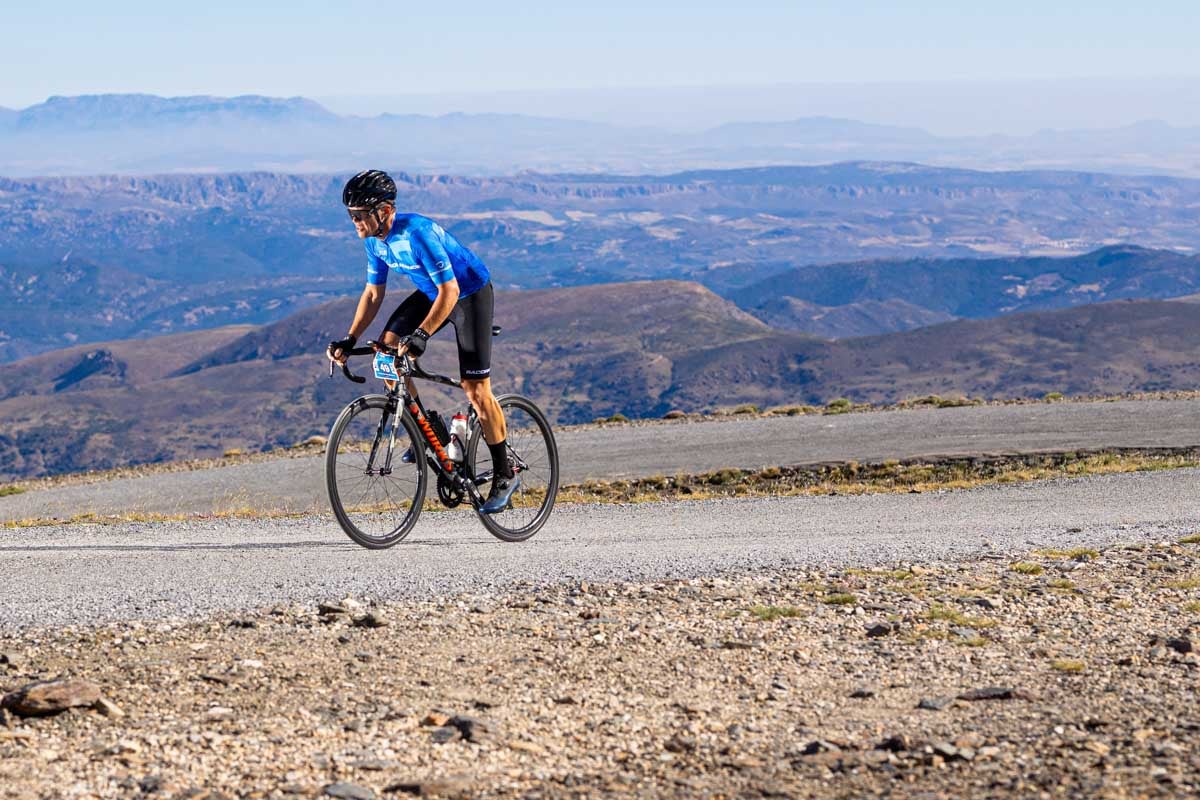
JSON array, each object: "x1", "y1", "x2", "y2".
[{"x1": 324, "y1": 330, "x2": 559, "y2": 548}]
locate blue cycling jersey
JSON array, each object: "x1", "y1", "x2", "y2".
[{"x1": 365, "y1": 214, "x2": 490, "y2": 300}]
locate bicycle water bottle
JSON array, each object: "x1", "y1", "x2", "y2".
[{"x1": 447, "y1": 412, "x2": 468, "y2": 462}]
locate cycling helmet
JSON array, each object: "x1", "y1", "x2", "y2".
[{"x1": 342, "y1": 170, "x2": 397, "y2": 208}]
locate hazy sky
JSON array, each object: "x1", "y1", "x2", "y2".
[{"x1": 2, "y1": 1, "x2": 1197, "y2": 132}]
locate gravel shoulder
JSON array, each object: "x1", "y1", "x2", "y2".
[
  {"x1": 5, "y1": 397, "x2": 1200, "y2": 523},
  {"x1": 3, "y1": 541, "x2": 1199, "y2": 798}
]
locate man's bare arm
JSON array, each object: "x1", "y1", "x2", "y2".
[
  {"x1": 348, "y1": 283, "x2": 386, "y2": 340},
  {"x1": 328, "y1": 284, "x2": 385, "y2": 362},
  {"x1": 416, "y1": 279, "x2": 460, "y2": 337}
]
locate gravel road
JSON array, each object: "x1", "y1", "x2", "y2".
[
  {"x1": 4, "y1": 397, "x2": 1200, "y2": 522},
  {"x1": 2, "y1": 467, "x2": 1197, "y2": 630}
]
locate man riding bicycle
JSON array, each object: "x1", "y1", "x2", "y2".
[{"x1": 326, "y1": 169, "x2": 519, "y2": 514}]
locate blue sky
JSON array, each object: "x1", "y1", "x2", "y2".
[{"x1": 1, "y1": 0, "x2": 1196, "y2": 110}]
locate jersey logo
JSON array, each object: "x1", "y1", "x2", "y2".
[{"x1": 387, "y1": 240, "x2": 413, "y2": 260}]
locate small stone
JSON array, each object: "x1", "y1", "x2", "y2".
[
  {"x1": 449, "y1": 715, "x2": 494, "y2": 743},
  {"x1": 386, "y1": 779, "x2": 469, "y2": 797},
  {"x1": 93, "y1": 697, "x2": 124, "y2": 718},
  {"x1": 865, "y1": 623, "x2": 893, "y2": 638},
  {"x1": 323, "y1": 782, "x2": 374, "y2": 800},
  {"x1": 721, "y1": 640, "x2": 762, "y2": 650},
  {"x1": 354, "y1": 611, "x2": 389, "y2": 629},
  {"x1": 0, "y1": 652, "x2": 21, "y2": 671},
  {"x1": 430, "y1": 726, "x2": 461, "y2": 744},
  {"x1": 932, "y1": 741, "x2": 961, "y2": 760},
  {"x1": 664, "y1": 735, "x2": 696, "y2": 753},
  {"x1": 421, "y1": 711, "x2": 451, "y2": 727},
  {"x1": 849, "y1": 688, "x2": 875, "y2": 699},
  {"x1": 800, "y1": 740, "x2": 840, "y2": 755},
  {"x1": 1167, "y1": 637, "x2": 1194, "y2": 654},
  {"x1": 1, "y1": 678, "x2": 102, "y2": 717},
  {"x1": 206, "y1": 706, "x2": 235, "y2": 721},
  {"x1": 954, "y1": 732, "x2": 984, "y2": 749},
  {"x1": 139, "y1": 775, "x2": 166, "y2": 794},
  {"x1": 877, "y1": 734, "x2": 910, "y2": 752},
  {"x1": 957, "y1": 686, "x2": 1021, "y2": 702},
  {"x1": 950, "y1": 627, "x2": 977, "y2": 639},
  {"x1": 917, "y1": 696, "x2": 953, "y2": 711}
]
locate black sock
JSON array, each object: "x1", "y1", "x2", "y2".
[{"x1": 488, "y1": 440, "x2": 513, "y2": 479}]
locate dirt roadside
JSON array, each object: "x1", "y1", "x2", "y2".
[{"x1": 2, "y1": 541, "x2": 1199, "y2": 799}]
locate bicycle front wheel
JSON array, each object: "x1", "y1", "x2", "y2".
[
  {"x1": 466, "y1": 393, "x2": 559, "y2": 542},
  {"x1": 325, "y1": 395, "x2": 427, "y2": 549}
]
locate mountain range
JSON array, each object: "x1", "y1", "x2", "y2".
[
  {"x1": 3, "y1": 94, "x2": 1200, "y2": 177},
  {"x1": 6, "y1": 280, "x2": 1200, "y2": 481},
  {"x1": 4, "y1": 164, "x2": 1200, "y2": 361},
  {"x1": 732, "y1": 245, "x2": 1200, "y2": 336}
]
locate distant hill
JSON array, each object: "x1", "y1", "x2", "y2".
[
  {"x1": 14, "y1": 94, "x2": 340, "y2": 131},
  {"x1": 733, "y1": 245, "x2": 1200, "y2": 337},
  {"x1": 3, "y1": 93, "x2": 1200, "y2": 176},
  {"x1": 5, "y1": 165, "x2": 1200, "y2": 360},
  {"x1": 6, "y1": 281, "x2": 1200, "y2": 480},
  {"x1": 0, "y1": 282, "x2": 780, "y2": 479}
]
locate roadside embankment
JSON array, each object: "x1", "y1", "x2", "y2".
[{"x1": 2, "y1": 541, "x2": 1199, "y2": 798}]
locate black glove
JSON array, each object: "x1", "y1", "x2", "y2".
[
  {"x1": 402, "y1": 328, "x2": 430, "y2": 357},
  {"x1": 327, "y1": 334, "x2": 357, "y2": 359}
]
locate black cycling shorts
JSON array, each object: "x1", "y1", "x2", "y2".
[{"x1": 382, "y1": 282, "x2": 494, "y2": 380}]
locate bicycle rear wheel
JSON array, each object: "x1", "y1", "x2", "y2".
[
  {"x1": 325, "y1": 395, "x2": 427, "y2": 549},
  {"x1": 466, "y1": 393, "x2": 559, "y2": 542}
]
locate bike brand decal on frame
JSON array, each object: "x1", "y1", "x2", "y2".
[{"x1": 410, "y1": 403, "x2": 454, "y2": 470}]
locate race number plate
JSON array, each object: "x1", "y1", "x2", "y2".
[{"x1": 372, "y1": 352, "x2": 399, "y2": 381}]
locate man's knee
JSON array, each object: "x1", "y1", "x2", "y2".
[{"x1": 462, "y1": 378, "x2": 492, "y2": 404}]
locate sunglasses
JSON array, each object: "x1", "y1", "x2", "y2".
[{"x1": 347, "y1": 205, "x2": 380, "y2": 222}]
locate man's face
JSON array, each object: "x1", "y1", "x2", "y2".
[{"x1": 348, "y1": 203, "x2": 394, "y2": 239}]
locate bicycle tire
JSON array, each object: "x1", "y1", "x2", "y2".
[
  {"x1": 466, "y1": 393, "x2": 559, "y2": 542},
  {"x1": 325, "y1": 394, "x2": 427, "y2": 549}
]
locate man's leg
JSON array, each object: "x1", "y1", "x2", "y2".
[
  {"x1": 462, "y1": 378, "x2": 507, "y2": 446},
  {"x1": 452, "y1": 283, "x2": 516, "y2": 512}
]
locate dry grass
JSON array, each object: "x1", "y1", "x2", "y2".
[
  {"x1": 1011, "y1": 562, "x2": 1045, "y2": 576},
  {"x1": 1051, "y1": 659, "x2": 1087, "y2": 673},
  {"x1": 553, "y1": 451, "x2": 1200, "y2": 507},
  {"x1": 2, "y1": 507, "x2": 308, "y2": 530},
  {"x1": 748, "y1": 605, "x2": 804, "y2": 621},
  {"x1": 1163, "y1": 577, "x2": 1200, "y2": 590},
  {"x1": 925, "y1": 603, "x2": 997, "y2": 629},
  {"x1": 1032, "y1": 547, "x2": 1099, "y2": 561}
]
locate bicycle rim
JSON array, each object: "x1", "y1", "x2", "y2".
[
  {"x1": 467, "y1": 394, "x2": 559, "y2": 542},
  {"x1": 325, "y1": 395, "x2": 426, "y2": 549}
]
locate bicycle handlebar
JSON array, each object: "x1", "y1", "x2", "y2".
[{"x1": 327, "y1": 341, "x2": 460, "y2": 388}]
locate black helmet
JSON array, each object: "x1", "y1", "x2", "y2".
[{"x1": 342, "y1": 170, "x2": 397, "y2": 208}]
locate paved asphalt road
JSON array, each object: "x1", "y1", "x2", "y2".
[
  {"x1": 3, "y1": 398, "x2": 1200, "y2": 523},
  {"x1": 2, "y1": 467, "x2": 1197, "y2": 630}
]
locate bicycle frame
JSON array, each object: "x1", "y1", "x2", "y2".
[{"x1": 334, "y1": 344, "x2": 489, "y2": 507}]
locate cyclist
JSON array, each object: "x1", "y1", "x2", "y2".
[{"x1": 326, "y1": 169, "x2": 519, "y2": 514}]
